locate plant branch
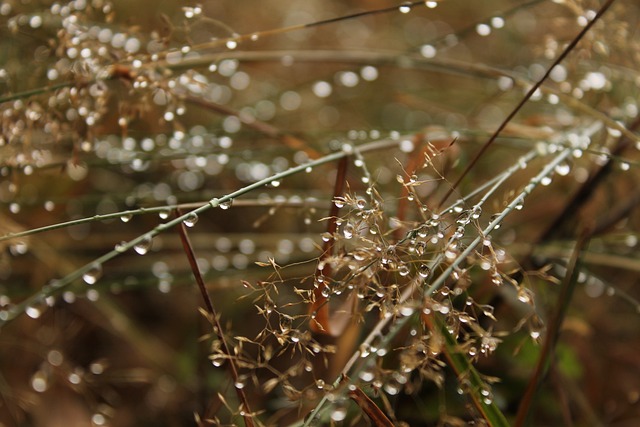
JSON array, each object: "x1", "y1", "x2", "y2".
[
  {"x1": 300, "y1": 122, "x2": 602, "y2": 426},
  {"x1": 0, "y1": 199, "x2": 329, "y2": 243},
  {"x1": 438, "y1": 0, "x2": 618, "y2": 207},
  {"x1": 177, "y1": 211, "x2": 255, "y2": 426},
  {"x1": 539, "y1": 116, "x2": 640, "y2": 241},
  {"x1": 0, "y1": 137, "x2": 405, "y2": 327},
  {"x1": 514, "y1": 230, "x2": 590, "y2": 426},
  {"x1": 184, "y1": 94, "x2": 321, "y2": 159}
]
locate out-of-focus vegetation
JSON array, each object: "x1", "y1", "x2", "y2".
[{"x1": 1, "y1": 0, "x2": 639, "y2": 425}]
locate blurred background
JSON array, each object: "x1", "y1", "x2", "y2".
[{"x1": 0, "y1": 0, "x2": 639, "y2": 425}]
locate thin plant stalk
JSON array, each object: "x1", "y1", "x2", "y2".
[
  {"x1": 0, "y1": 137, "x2": 405, "y2": 327},
  {"x1": 514, "y1": 231, "x2": 590, "y2": 426},
  {"x1": 438, "y1": 0, "x2": 618, "y2": 207},
  {"x1": 299, "y1": 121, "x2": 602, "y2": 426},
  {"x1": 0, "y1": 199, "x2": 328, "y2": 243},
  {"x1": 177, "y1": 212, "x2": 255, "y2": 426}
]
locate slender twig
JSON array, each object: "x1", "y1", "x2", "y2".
[
  {"x1": 0, "y1": 137, "x2": 406, "y2": 327},
  {"x1": 176, "y1": 210, "x2": 255, "y2": 426},
  {"x1": 394, "y1": 135, "x2": 431, "y2": 242},
  {"x1": 184, "y1": 94, "x2": 321, "y2": 159},
  {"x1": 591, "y1": 186, "x2": 640, "y2": 237},
  {"x1": 347, "y1": 384, "x2": 395, "y2": 427},
  {"x1": 178, "y1": 1, "x2": 434, "y2": 58},
  {"x1": 514, "y1": 231, "x2": 590, "y2": 426},
  {"x1": 0, "y1": 199, "x2": 329, "y2": 243},
  {"x1": 160, "y1": 49, "x2": 637, "y2": 145},
  {"x1": 438, "y1": 0, "x2": 618, "y2": 207},
  {"x1": 539, "y1": 116, "x2": 640, "y2": 241},
  {"x1": 299, "y1": 122, "x2": 602, "y2": 426}
]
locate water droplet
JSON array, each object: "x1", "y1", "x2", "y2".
[
  {"x1": 220, "y1": 199, "x2": 233, "y2": 210},
  {"x1": 398, "y1": 3, "x2": 411, "y2": 13},
  {"x1": 456, "y1": 210, "x2": 471, "y2": 225},
  {"x1": 476, "y1": 23, "x2": 491, "y2": 36},
  {"x1": 330, "y1": 401, "x2": 348, "y2": 422},
  {"x1": 399, "y1": 304, "x2": 414, "y2": 316},
  {"x1": 183, "y1": 213, "x2": 198, "y2": 227},
  {"x1": 517, "y1": 288, "x2": 532, "y2": 304},
  {"x1": 9, "y1": 241, "x2": 28, "y2": 255},
  {"x1": 312, "y1": 80, "x2": 332, "y2": 98},
  {"x1": 420, "y1": 44, "x2": 437, "y2": 58},
  {"x1": 356, "y1": 199, "x2": 366, "y2": 209},
  {"x1": 353, "y1": 251, "x2": 367, "y2": 261},
  {"x1": 488, "y1": 15, "x2": 504, "y2": 29},
  {"x1": 91, "y1": 414, "x2": 106, "y2": 426},
  {"x1": 31, "y1": 371, "x2": 48, "y2": 392},
  {"x1": 114, "y1": 241, "x2": 128, "y2": 253},
  {"x1": 359, "y1": 369, "x2": 375, "y2": 382},
  {"x1": 471, "y1": 205, "x2": 482, "y2": 219},
  {"x1": 386, "y1": 245, "x2": 396, "y2": 257},
  {"x1": 290, "y1": 331, "x2": 303, "y2": 343},
  {"x1": 342, "y1": 222, "x2": 355, "y2": 239},
  {"x1": 158, "y1": 208, "x2": 171, "y2": 220},
  {"x1": 419, "y1": 264, "x2": 431, "y2": 278},
  {"x1": 555, "y1": 163, "x2": 571, "y2": 176},
  {"x1": 445, "y1": 246, "x2": 457, "y2": 260},
  {"x1": 480, "y1": 384, "x2": 494, "y2": 404},
  {"x1": 398, "y1": 264, "x2": 410, "y2": 277},
  {"x1": 360, "y1": 343, "x2": 371, "y2": 358},
  {"x1": 26, "y1": 306, "x2": 42, "y2": 319},
  {"x1": 83, "y1": 263, "x2": 102, "y2": 285},
  {"x1": 134, "y1": 235, "x2": 152, "y2": 255}
]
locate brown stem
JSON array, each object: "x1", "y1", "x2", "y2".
[
  {"x1": 176, "y1": 210, "x2": 255, "y2": 427},
  {"x1": 591, "y1": 186, "x2": 640, "y2": 237},
  {"x1": 514, "y1": 231, "x2": 589, "y2": 426},
  {"x1": 310, "y1": 156, "x2": 349, "y2": 334},
  {"x1": 438, "y1": 0, "x2": 618, "y2": 208},
  {"x1": 539, "y1": 116, "x2": 640, "y2": 241},
  {"x1": 184, "y1": 94, "x2": 321, "y2": 159},
  {"x1": 348, "y1": 385, "x2": 395, "y2": 427}
]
